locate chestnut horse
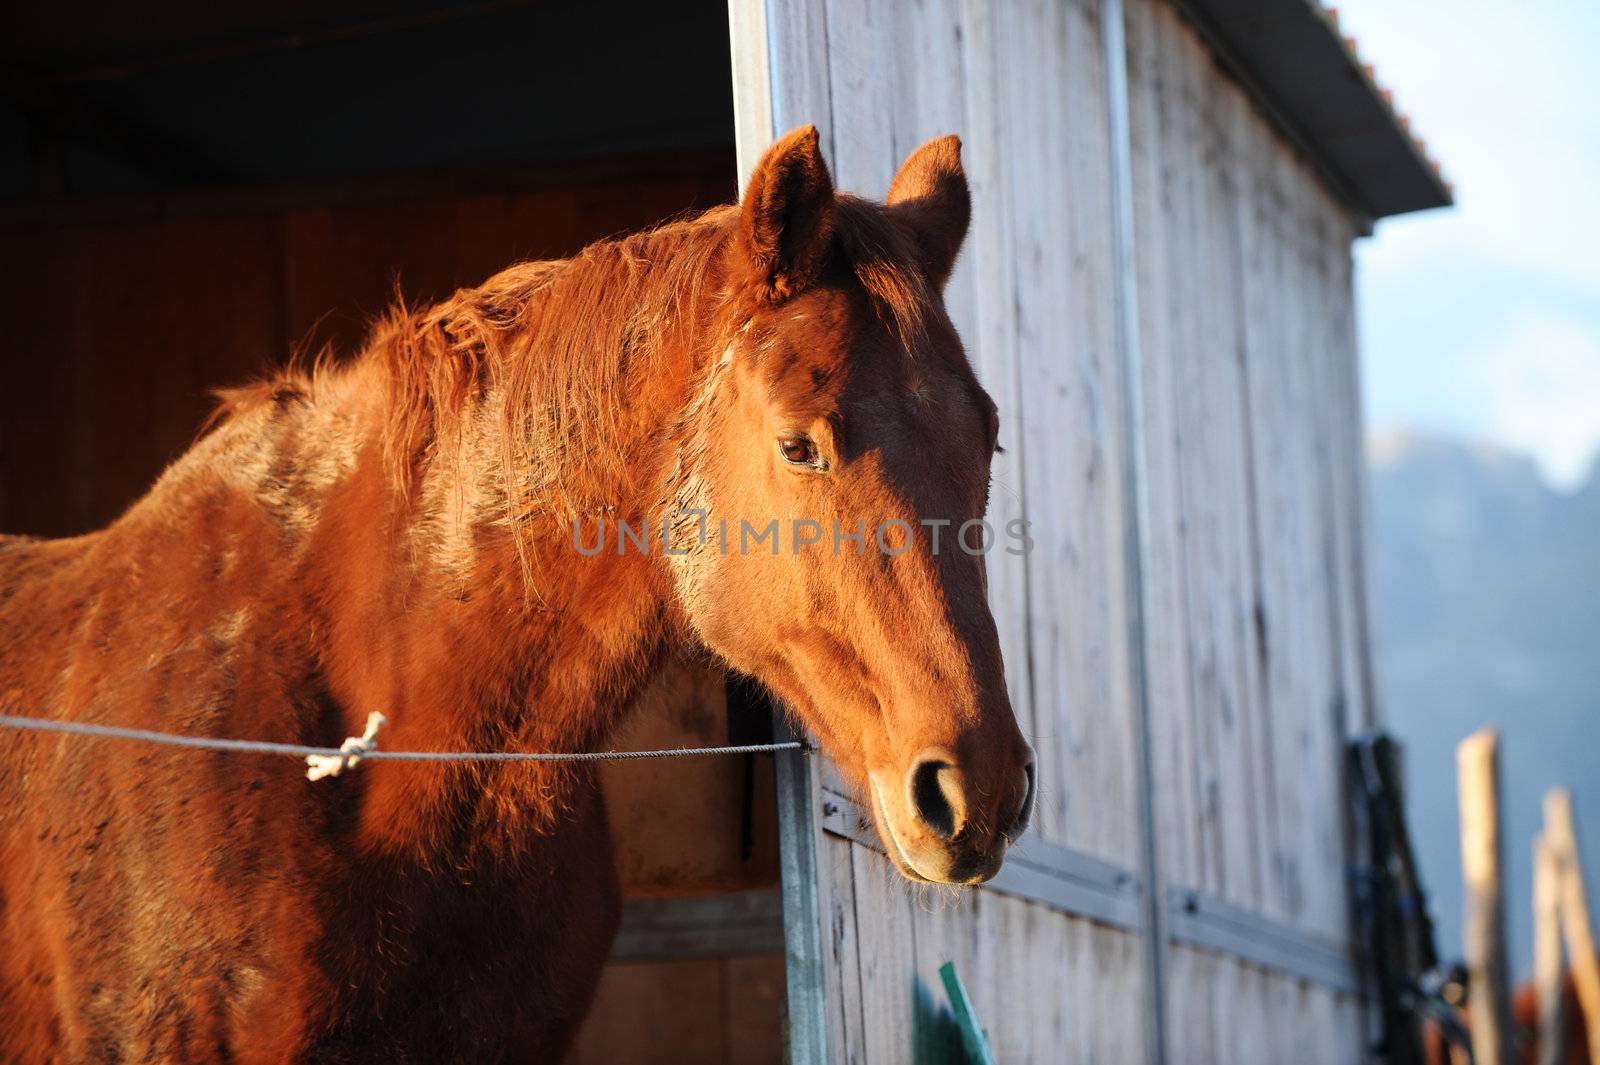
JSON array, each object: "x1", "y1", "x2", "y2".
[{"x1": 0, "y1": 127, "x2": 1034, "y2": 1062}]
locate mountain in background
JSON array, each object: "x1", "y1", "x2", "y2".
[{"x1": 1368, "y1": 430, "x2": 1600, "y2": 980}]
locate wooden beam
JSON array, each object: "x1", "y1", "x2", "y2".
[
  {"x1": 0, "y1": 148, "x2": 736, "y2": 231},
  {"x1": 1545, "y1": 787, "x2": 1600, "y2": 1065},
  {"x1": 772, "y1": 717, "x2": 829, "y2": 1065},
  {"x1": 1457, "y1": 727, "x2": 1513, "y2": 1065},
  {"x1": 1101, "y1": 0, "x2": 1169, "y2": 1060},
  {"x1": 819, "y1": 789, "x2": 1360, "y2": 994},
  {"x1": 610, "y1": 890, "x2": 784, "y2": 963},
  {"x1": 1533, "y1": 833, "x2": 1567, "y2": 1065}
]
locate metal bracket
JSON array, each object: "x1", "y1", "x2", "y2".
[
  {"x1": 821, "y1": 788, "x2": 1359, "y2": 995},
  {"x1": 1165, "y1": 887, "x2": 1362, "y2": 994},
  {"x1": 820, "y1": 789, "x2": 1144, "y2": 933}
]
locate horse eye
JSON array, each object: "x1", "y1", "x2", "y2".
[{"x1": 778, "y1": 436, "x2": 822, "y2": 468}]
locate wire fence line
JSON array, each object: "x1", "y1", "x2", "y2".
[{"x1": 0, "y1": 714, "x2": 805, "y2": 773}]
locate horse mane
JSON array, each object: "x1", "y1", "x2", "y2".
[
  {"x1": 371, "y1": 207, "x2": 732, "y2": 514},
  {"x1": 206, "y1": 193, "x2": 934, "y2": 524}
]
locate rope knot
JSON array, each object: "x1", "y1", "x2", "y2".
[{"x1": 305, "y1": 712, "x2": 387, "y2": 782}]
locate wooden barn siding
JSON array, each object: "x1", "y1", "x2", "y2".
[
  {"x1": 743, "y1": 0, "x2": 1150, "y2": 1060},
  {"x1": 743, "y1": 0, "x2": 1382, "y2": 1059},
  {"x1": 1126, "y1": 0, "x2": 1370, "y2": 1058},
  {"x1": 802, "y1": 0, "x2": 1142, "y2": 868}
]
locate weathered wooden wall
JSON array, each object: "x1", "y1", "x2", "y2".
[
  {"x1": 739, "y1": 0, "x2": 1150, "y2": 1058},
  {"x1": 738, "y1": 0, "x2": 1382, "y2": 1060},
  {"x1": 1126, "y1": 0, "x2": 1372, "y2": 1057}
]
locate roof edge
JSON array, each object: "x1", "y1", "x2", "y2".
[{"x1": 1166, "y1": 0, "x2": 1453, "y2": 221}]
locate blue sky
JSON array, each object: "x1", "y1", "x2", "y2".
[{"x1": 1339, "y1": 0, "x2": 1600, "y2": 489}]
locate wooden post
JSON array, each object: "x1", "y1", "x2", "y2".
[
  {"x1": 1457, "y1": 728, "x2": 1512, "y2": 1065},
  {"x1": 1545, "y1": 787, "x2": 1600, "y2": 1064},
  {"x1": 1533, "y1": 833, "x2": 1566, "y2": 1065}
]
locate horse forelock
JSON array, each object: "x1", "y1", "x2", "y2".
[{"x1": 828, "y1": 194, "x2": 938, "y2": 353}]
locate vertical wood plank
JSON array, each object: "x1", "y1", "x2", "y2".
[
  {"x1": 1534, "y1": 833, "x2": 1567, "y2": 1065},
  {"x1": 761, "y1": 0, "x2": 836, "y2": 163},
  {"x1": 955, "y1": 0, "x2": 1036, "y2": 757},
  {"x1": 909, "y1": 887, "x2": 978, "y2": 1065},
  {"x1": 1546, "y1": 788, "x2": 1600, "y2": 1065},
  {"x1": 823, "y1": 836, "x2": 865, "y2": 1063},
  {"x1": 774, "y1": 723, "x2": 832, "y2": 1065},
  {"x1": 728, "y1": 0, "x2": 775, "y2": 194},
  {"x1": 1125, "y1": 0, "x2": 1200, "y2": 900},
  {"x1": 853, "y1": 843, "x2": 920, "y2": 1064},
  {"x1": 1125, "y1": 0, "x2": 1374, "y2": 1055},
  {"x1": 998, "y1": 0, "x2": 1140, "y2": 866},
  {"x1": 1459, "y1": 727, "x2": 1513, "y2": 1065},
  {"x1": 820, "y1": 0, "x2": 897, "y2": 196}
]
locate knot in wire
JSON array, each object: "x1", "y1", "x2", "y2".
[{"x1": 305, "y1": 712, "x2": 387, "y2": 782}]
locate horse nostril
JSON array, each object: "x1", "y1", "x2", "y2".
[
  {"x1": 1006, "y1": 762, "x2": 1036, "y2": 838},
  {"x1": 908, "y1": 756, "x2": 963, "y2": 840}
]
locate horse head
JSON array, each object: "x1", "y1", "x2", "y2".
[{"x1": 671, "y1": 127, "x2": 1035, "y2": 885}]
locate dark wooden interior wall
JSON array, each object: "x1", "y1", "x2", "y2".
[
  {"x1": 0, "y1": 151, "x2": 733, "y2": 537},
  {"x1": 0, "y1": 147, "x2": 786, "y2": 1063}
]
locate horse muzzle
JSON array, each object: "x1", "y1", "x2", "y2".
[{"x1": 868, "y1": 747, "x2": 1036, "y2": 885}]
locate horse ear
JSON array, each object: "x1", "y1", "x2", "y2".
[
  {"x1": 739, "y1": 125, "x2": 836, "y2": 301},
  {"x1": 886, "y1": 135, "x2": 971, "y2": 290}
]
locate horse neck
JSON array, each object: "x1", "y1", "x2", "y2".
[{"x1": 310, "y1": 242, "x2": 723, "y2": 855}]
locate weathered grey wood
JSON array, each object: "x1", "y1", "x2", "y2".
[
  {"x1": 1164, "y1": 887, "x2": 1360, "y2": 993},
  {"x1": 821, "y1": 788, "x2": 1144, "y2": 930},
  {"x1": 726, "y1": 0, "x2": 774, "y2": 194},
  {"x1": 745, "y1": 0, "x2": 1384, "y2": 1057},
  {"x1": 996, "y1": 0, "x2": 1140, "y2": 863},
  {"x1": 762, "y1": 0, "x2": 834, "y2": 162},
  {"x1": 1125, "y1": 0, "x2": 1374, "y2": 1055},
  {"x1": 851, "y1": 841, "x2": 919, "y2": 1064},
  {"x1": 1252, "y1": 92, "x2": 1361, "y2": 940},
  {"x1": 826, "y1": 786, "x2": 1365, "y2": 1001},
  {"x1": 1103, "y1": 0, "x2": 1170, "y2": 1059},
  {"x1": 821, "y1": 834, "x2": 863, "y2": 1063},
  {"x1": 1534, "y1": 833, "x2": 1567, "y2": 1065},
  {"x1": 1459, "y1": 727, "x2": 1513, "y2": 1065},
  {"x1": 773, "y1": 729, "x2": 830, "y2": 1065},
  {"x1": 1127, "y1": 0, "x2": 1219, "y2": 1051},
  {"x1": 1546, "y1": 788, "x2": 1600, "y2": 1064},
  {"x1": 954, "y1": 0, "x2": 1034, "y2": 757},
  {"x1": 820, "y1": 0, "x2": 896, "y2": 195},
  {"x1": 1124, "y1": 0, "x2": 1199, "y2": 899}
]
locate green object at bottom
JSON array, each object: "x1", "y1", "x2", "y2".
[{"x1": 938, "y1": 961, "x2": 997, "y2": 1065}]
